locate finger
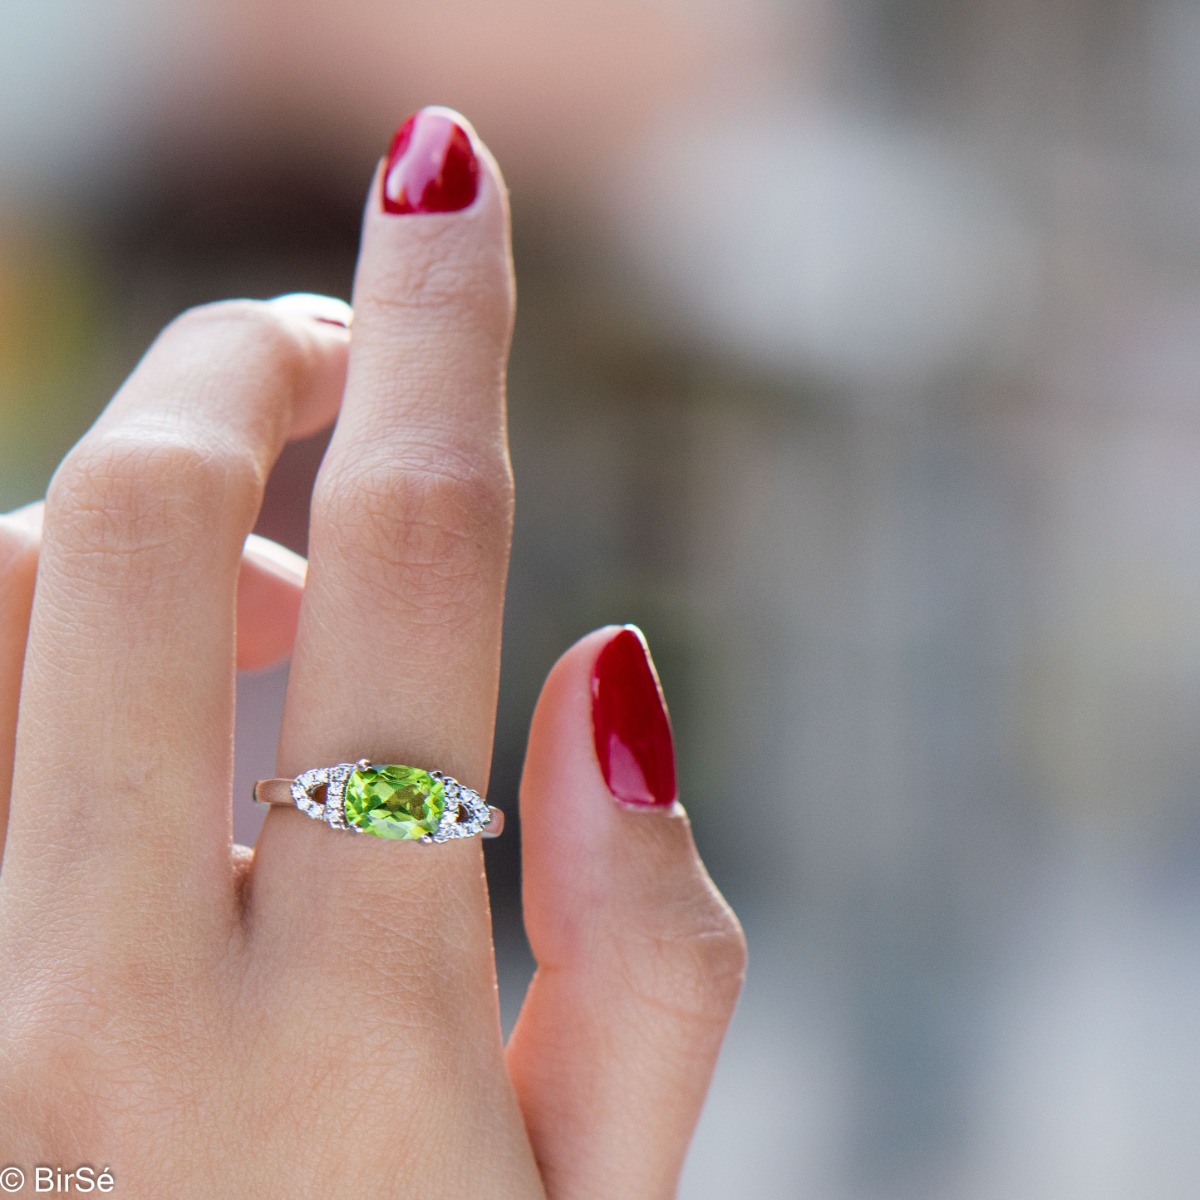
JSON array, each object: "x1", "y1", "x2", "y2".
[
  {"x1": 248, "y1": 109, "x2": 532, "y2": 1183},
  {"x1": 1, "y1": 511, "x2": 309, "y2": 859},
  {"x1": 2, "y1": 298, "x2": 348, "y2": 944},
  {"x1": 507, "y1": 626, "x2": 747, "y2": 1200},
  {"x1": 0, "y1": 501, "x2": 307, "y2": 675},
  {"x1": 0, "y1": 504, "x2": 41, "y2": 865},
  {"x1": 254, "y1": 106, "x2": 513, "y2": 941},
  {"x1": 0, "y1": 508, "x2": 305, "y2": 859},
  {"x1": 272, "y1": 104, "x2": 514, "y2": 787},
  {"x1": 0, "y1": 516, "x2": 304, "y2": 856}
]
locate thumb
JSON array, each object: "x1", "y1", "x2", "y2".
[{"x1": 507, "y1": 625, "x2": 747, "y2": 1200}]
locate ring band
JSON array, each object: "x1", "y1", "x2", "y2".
[{"x1": 253, "y1": 760, "x2": 503, "y2": 842}]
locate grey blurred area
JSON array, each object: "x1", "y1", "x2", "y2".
[{"x1": 5, "y1": 1, "x2": 1200, "y2": 1195}]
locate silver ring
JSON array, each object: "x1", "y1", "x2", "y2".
[{"x1": 253, "y1": 760, "x2": 503, "y2": 842}]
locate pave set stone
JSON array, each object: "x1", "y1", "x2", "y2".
[{"x1": 290, "y1": 761, "x2": 492, "y2": 842}]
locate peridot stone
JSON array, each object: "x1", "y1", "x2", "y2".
[{"x1": 343, "y1": 764, "x2": 445, "y2": 839}]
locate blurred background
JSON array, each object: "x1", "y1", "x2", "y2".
[{"x1": 4, "y1": 1, "x2": 1200, "y2": 1195}]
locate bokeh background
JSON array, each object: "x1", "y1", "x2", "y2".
[{"x1": 5, "y1": 2, "x2": 1200, "y2": 1195}]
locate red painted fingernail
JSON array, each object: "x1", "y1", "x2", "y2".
[
  {"x1": 382, "y1": 107, "x2": 480, "y2": 215},
  {"x1": 591, "y1": 627, "x2": 678, "y2": 807}
]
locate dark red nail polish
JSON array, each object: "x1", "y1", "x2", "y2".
[
  {"x1": 591, "y1": 627, "x2": 678, "y2": 807},
  {"x1": 382, "y1": 107, "x2": 480, "y2": 215}
]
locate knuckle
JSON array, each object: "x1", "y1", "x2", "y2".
[
  {"x1": 313, "y1": 450, "x2": 513, "y2": 617},
  {"x1": 366, "y1": 255, "x2": 467, "y2": 314},
  {"x1": 161, "y1": 300, "x2": 315, "y2": 395},
  {"x1": 168, "y1": 298, "x2": 299, "y2": 355},
  {"x1": 42, "y1": 300, "x2": 311, "y2": 572},
  {"x1": 363, "y1": 244, "x2": 513, "y2": 343},
  {"x1": 614, "y1": 892, "x2": 748, "y2": 1026},
  {"x1": 46, "y1": 431, "x2": 260, "y2": 566}
]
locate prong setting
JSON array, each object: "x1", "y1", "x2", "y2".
[{"x1": 273, "y1": 761, "x2": 501, "y2": 841}]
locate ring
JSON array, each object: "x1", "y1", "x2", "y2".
[{"x1": 253, "y1": 761, "x2": 504, "y2": 842}]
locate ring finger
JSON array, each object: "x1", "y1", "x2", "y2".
[{"x1": 248, "y1": 109, "x2": 535, "y2": 1185}]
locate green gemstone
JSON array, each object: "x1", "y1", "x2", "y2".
[{"x1": 343, "y1": 764, "x2": 445, "y2": 839}]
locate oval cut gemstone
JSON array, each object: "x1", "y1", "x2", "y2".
[{"x1": 343, "y1": 764, "x2": 445, "y2": 839}]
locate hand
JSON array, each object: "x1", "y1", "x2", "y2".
[{"x1": 0, "y1": 108, "x2": 745, "y2": 1199}]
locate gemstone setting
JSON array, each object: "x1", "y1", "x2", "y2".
[
  {"x1": 280, "y1": 760, "x2": 496, "y2": 841},
  {"x1": 343, "y1": 764, "x2": 446, "y2": 840}
]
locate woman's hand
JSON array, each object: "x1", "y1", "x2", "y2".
[{"x1": 0, "y1": 108, "x2": 745, "y2": 1199}]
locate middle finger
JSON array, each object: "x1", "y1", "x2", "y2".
[{"x1": 2, "y1": 299, "x2": 347, "y2": 947}]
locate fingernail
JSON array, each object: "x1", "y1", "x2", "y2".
[
  {"x1": 382, "y1": 106, "x2": 480, "y2": 215},
  {"x1": 591, "y1": 626, "x2": 678, "y2": 807},
  {"x1": 267, "y1": 293, "x2": 353, "y2": 328}
]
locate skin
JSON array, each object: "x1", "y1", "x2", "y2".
[{"x1": 0, "y1": 112, "x2": 745, "y2": 1199}]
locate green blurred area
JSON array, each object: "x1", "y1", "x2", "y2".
[{"x1": 0, "y1": 216, "x2": 115, "y2": 507}]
